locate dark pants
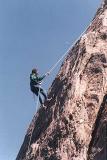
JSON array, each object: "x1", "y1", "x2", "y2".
[{"x1": 30, "y1": 85, "x2": 47, "y2": 104}]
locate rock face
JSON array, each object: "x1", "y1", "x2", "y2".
[{"x1": 16, "y1": 1, "x2": 107, "y2": 160}]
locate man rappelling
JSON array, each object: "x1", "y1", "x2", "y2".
[{"x1": 30, "y1": 68, "x2": 49, "y2": 105}]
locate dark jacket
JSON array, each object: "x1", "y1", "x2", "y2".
[{"x1": 30, "y1": 73, "x2": 46, "y2": 86}]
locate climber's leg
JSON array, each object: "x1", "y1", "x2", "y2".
[
  {"x1": 31, "y1": 86, "x2": 43, "y2": 105},
  {"x1": 39, "y1": 95, "x2": 43, "y2": 105},
  {"x1": 40, "y1": 87, "x2": 47, "y2": 101}
]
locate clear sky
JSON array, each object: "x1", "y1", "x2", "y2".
[{"x1": 0, "y1": 0, "x2": 101, "y2": 160}]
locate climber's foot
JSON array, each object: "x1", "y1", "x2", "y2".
[{"x1": 41, "y1": 103, "x2": 46, "y2": 109}]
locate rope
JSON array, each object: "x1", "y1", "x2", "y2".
[
  {"x1": 27, "y1": 7, "x2": 100, "y2": 158},
  {"x1": 43, "y1": 13, "x2": 100, "y2": 77},
  {"x1": 35, "y1": 86, "x2": 41, "y2": 113},
  {"x1": 33, "y1": 93, "x2": 35, "y2": 101},
  {"x1": 27, "y1": 18, "x2": 95, "y2": 154},
  {"x1": 26, "y1": 86, "x2": 41, "y2": 159},
  {"x1": 46, "y1": 22, "x2": 95, "y2": 75},
  {"x1": 41, "y1": 14, "x2": 99, "y2": 158}
]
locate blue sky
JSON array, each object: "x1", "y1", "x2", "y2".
[{"x1": 0, "y1": 0, "x2": 101, "y2": 160}]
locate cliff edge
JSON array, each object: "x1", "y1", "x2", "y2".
[{"x1": 16, "y1": 1, "x2": 107, "y2": 159}]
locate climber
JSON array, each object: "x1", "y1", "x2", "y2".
[{"x1": 30, "y1": 68, "x2": 49, "y2": 105}]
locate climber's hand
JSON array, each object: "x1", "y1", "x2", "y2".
[
  {"x1": 45, "y1": 72, "x2": 50, "y2": 76},
  {"x1": 47, "y1": 72, "x2": 50, "y2": 75}
]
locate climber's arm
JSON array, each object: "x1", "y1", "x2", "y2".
[{"x1": 37, "y1": 75, "x2": 46, "y2": 81}]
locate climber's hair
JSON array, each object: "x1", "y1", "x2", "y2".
[{"x1": 32, "y1": 68, "x2": 38, "y2": 74}]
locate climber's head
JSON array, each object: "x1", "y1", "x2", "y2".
[{"x1": 32, "y1": 68, "x2": 38, "y2": 75}]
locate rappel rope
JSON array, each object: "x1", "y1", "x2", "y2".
[
  {"x1": 27, "y1": 87, "x2": 41, "y2": 159},
  {"x1": 33, "y1": 93, "x2": 35, "y2": 101},
  {"x1": 35, "y1": 86, "x2": 41, "y2": 113},
  {"x1": 46, "y1": 12, "x2": 100, "y2": 75},
  {"x1": 46, "y1": 26, "x2": 88, "y2": 75},
  {"x1": 28, "y1": 13, "x2": 98, "y2": 158}
]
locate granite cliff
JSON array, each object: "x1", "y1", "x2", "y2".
[{"x1": 16, "y1": 1, "x2": 107, "y2": 159}]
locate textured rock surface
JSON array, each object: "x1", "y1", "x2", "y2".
[{"x1": 16, "y1": 1, "x2": 107, "y2": 160}]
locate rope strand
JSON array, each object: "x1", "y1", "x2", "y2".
[
  {"x1": 28, "y1": 7, "x2": 99, "y2": 158},
  {"x1": 27, "y1": 86, "x2": 41, "y2": 159},
  {"x1": 46, "y1": 22, "x2": 95, "y2": 75}
]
